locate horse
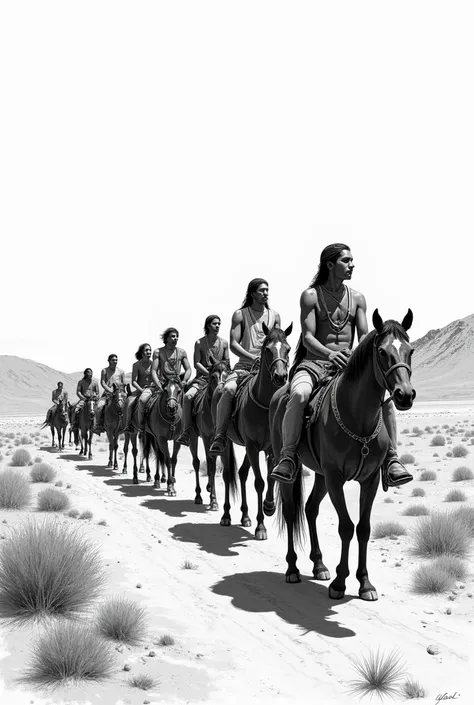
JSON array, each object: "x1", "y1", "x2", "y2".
[
  {"x1": 188, "y1": 359, "x2": 231, "y2": 509},
  {"x1": 121, "y1": 387, "x2": 152, "y2": 480},
  {"x1": 103, "y1": 384, "x2": 128, "y2": 471},
  {"x1": 42, "y1": 399, "x2": 69, "y2": 449},
  {"x1": 77, "y1": 395, "x2": 99, "y2": 460},
  {"x1": 145, "y1": 376, "x2": 185, "y2": 494},
  {"x1": 269, "y1": 310, "x2": 416, "y2": 601},
  {"x1": 68, "y1": 403, "x2": 77, "y2": 447},
  {"x1": 215, "y1": 323, "x2": 293, "y2": 539}
]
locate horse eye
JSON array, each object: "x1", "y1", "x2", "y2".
[{"x1": 378, "y1": 348, "x2": 386, "y2": 357}]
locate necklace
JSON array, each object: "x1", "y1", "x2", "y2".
[{"x1": 317, "y1": 285, "x2": 352, "y2": 340}]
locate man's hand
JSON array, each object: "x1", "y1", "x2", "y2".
[{"x1": 328, "y1": 349, "x2": 351, "y2": 369}]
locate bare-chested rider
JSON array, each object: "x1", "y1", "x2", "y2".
[
  {"x1": 72, "y1": 368, "x2": 100, "y2": 426},
  {"x1": 177, "y1": 314, "x2": 230, "y2": 447},
  {"x1": 123, "y1": 343, "x2": 154, "y2": 434},
  {"x1": 151, "y1": 327, "x2": 192, "y2": 391},
  {"x1": 209, "y1": 278, "x2": 281, "y2": 457},
  {"x1": 44, "y1": 381, "x2": 68, "y2": 426},
  {"x1": 93, "y1": 354, "x2": 125, "y2": 434},
  {"x1": 271, "y1": 243, "x2": 413, "y2": 489}
]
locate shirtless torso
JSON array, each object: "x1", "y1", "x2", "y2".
[
  {"x1": 194, "y1": 335, "x2": 229, "y2": 377},
  {"x1": 100, "y1": 366, "x2": 125, "y2": 394},
  {"x1": 77, "y1": 378, "x2": 99, "y2": 400},
  {"x1": 132, "y1": 359, "x2": 153, "y2": 390}
]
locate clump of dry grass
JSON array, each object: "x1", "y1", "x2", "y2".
[
  {"x1": 452, "y1": 445, "x2": 468, "y2": 458},
  {"x1": 96, "y1": 596, "x2": 147, "y2": 645},
  {"x1": 383, "y1": 497, "x2": 394, "y2": 504},
  {"x1": 67, "y1": 509, "x2": 80, "y2": 519},
  {"x1": 418, "y1": 470, "x2": 436, "y2": 481},
  {"x1": 347, "y1": 648, "x2": 405, "y2": 700},
  {"x1": 10, "y1": 448, "x2": 32, "y2": 467},
  {"x1": 181, "y1": 559, "x2": 198, "y2": 570},
  {"x1": 411, "y1": 487, "x2": 426, "y2": 497},
  {"x1": 372, "y1": 521, "x2": 407, "y2": 539},
  {"x1": 158, "y1": 633, "x2": 175, "y2": 646},
  {"x1": 30, "y1": 462, "x2": 56, "y2": 483},
  {"x1": 451, "y1": 506, "x2": 474, "y2": 537},
  {"x1": 401, "y1": 677, "x2": 426, "y2": 699},
  {"x1": 0, "y1": 469, "x2": 32, "y2": 510},
  {"x1": 410, "y1": 562, "x2": 454, "y2": 594},
  {"x1": 34, "y1": 456, "x2": 42, "y2": 463},
  {"x1": 411, "y1": 511, "x2": 471, "y2": 559},
  {"x1": 399, "y1": 453, "x2": 415, "y2": 465},
  {"x1": 0, "y1": 519, "x2": 106, "y2": 620},
  {"x1": 452, "y1": 466, "x2": 474, "y2": 482},
  {"x1": 26, "y1": 622, "x2": 115, "y2": 685},
  {"x1": 445, "y1": 489, "x2": 467, "y2": 502},
  {"x1": 80, "y1": 510, "x2": 93, "y2": 520},
  {"x1": 431, "y1": 555, "x2": 468, "y2": 580},
  {"x1": 402, "y1": 504, "x2": 429, "y2": 517},
  {"x1": 128, "y1": 673, "x2": 159, "y2": 690},
  {"x1": 430, "y1": 435, "x2": 445, "y2": 447},
  {"x1": 37, "y1": 488, "x2": 70, "y2": 512}
]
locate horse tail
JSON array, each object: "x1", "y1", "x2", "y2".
[
  {"x1": 226, "y1": 442, "x2": 239, "y2": 502},
  {"x1": 275, "y1": 463, "x2": 306, "y2": 549}
]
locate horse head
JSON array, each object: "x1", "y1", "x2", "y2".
[
  {"x1": 58, "y1": 398, "x2": 69, "y2": 422},
  {"x1": 111, "y1": 383, "x2": 127, "y2": 414},
  {"x1": 261, "y1": 322, "x2": 293, "y2": 387},
  {"x1": 86, "y1": 395, "x2": 98, "y2": 419},
  {"x1": 208, "y1": 357, "x2": 231, "y2": 394},
  {"x1": 372, "y1": 308, "x2": 416, "y2": 411},
  {"x1": 162, "y1": 376, "x2": 183, "y2": 416}
]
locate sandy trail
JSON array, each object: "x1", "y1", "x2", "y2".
[{"x1": 0, "y1": 409, "x2": 473, "y2": 704}]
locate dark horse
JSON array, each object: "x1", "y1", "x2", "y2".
[
  {"x1": 121, "y1": 387, "x2": 152, "y2": 479},
  {"x1": 77, "y1": 396, "x2": 99, "y2": 460},
  {"x1": 269, "y1": 310, "x2": 415, "y2": 601},
  {"x1": 145, "y1": 376, "x2": 184, "y2": 493},
  {"x1": 188, "y1": 359, "x2": 231, "y2": 509},
  {"x1": 42, "y1": 399, "x2": 69, "y2": 450},
  {"x1": 103, "y1": 384, "x2": 128, "y2": 471},
  {"x1": 215, "y1": 323, "x2": 293, "y2": 539}
]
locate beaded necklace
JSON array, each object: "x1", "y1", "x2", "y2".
[{"x1": 317, "y1": 285, "x2": 352, "y2": 342}]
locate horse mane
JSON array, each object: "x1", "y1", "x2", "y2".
[
  {"x1": 209, "y1": 360, "x2": 231, "y2": 375},
  {"x1": 262, "y1": 326, "x2": 288, "y2": 349},
  {"x1": 343, "y1": 320, "x2": 409, "y2": 382}
]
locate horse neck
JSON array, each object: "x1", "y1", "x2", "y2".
[
  {"x1": 337, "y1": 364, "x2": 384, "y2": 437},
  {"x1": 252, "y1": 355, "x2": 275, "y2": 404}
]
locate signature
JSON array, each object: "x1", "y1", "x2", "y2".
[{"x1": 435, "y1": 694, "x2": 461, "y2": 703}]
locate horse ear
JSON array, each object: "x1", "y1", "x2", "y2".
[
  {"x1": 262, "y1": 322, "x2": 269, "y2": 336},
  {"x1": 401, "y1": 308, "x2": 413, "y2": 331},
  {"x1": 284, "y1": 322, "x2": 293, "y2": 337},
  {"x1": 372, "y1": 308, "x2": 384, "y2": 333}
]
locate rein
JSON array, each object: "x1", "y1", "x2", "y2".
[{"x1": 249, "y1": 349, "x2": 289, "y2": 410}]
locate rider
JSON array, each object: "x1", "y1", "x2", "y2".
[
  {"x1": 44, "y1": 381, "x2": 68, "y2": 426},
  {"x1": 123, "y1": 343, "x2": 154, "y2": 434},
  {"x1": 209, "y1": 278, "x2": 281, "y2": 457},
  {"x1": 72, "y1": 368, "x2": 100, "y2": 426},
  {"x1": 93, "y1": 354, "x2": 125, "y2": 434},
  {"x1": 270, "y1": 243, "x2": 413, "y2": 488},
  {"x1": 177, "y1": 315, "x2": 230, "y2": 447},
  {"x1": 151, "y1": 327, "x2": 192, "y2": 389}
]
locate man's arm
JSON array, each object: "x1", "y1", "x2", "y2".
[
  {"x1": 52, "y1": 391, "x2": 58, "y2": 404},
  {"x1": 229, "y1": 309, "x2": 255, "y2": 361},
  {"x1": 223, "y1": 340, "x2": 230, "y2": 362},
  {"x1": 194, "y1": 340, "x2": 208, "y2": 377},
  {"x1": 76, "y1": 381, "x2": 85, "y2": 401},
  {"x1": 100, "y1": 368, "x2": 114, "y2": 394},
  {"x1": 300, "y1": 289, "x2": 350, "y2": 369},
  {"x1": 152, "y1": 347, "x2": 160, "y2": 361},
  {"x1": 131, "y1": 362, "x2": 143, "y2": 393},
  {"x1": 354, "y1": 293, "x2": 368, "y2": 343},
  {"x1": 151, "y1": 356, "x2": 162, "y2": 388},
  {"x1": 181, "y1": 351, "x2": 192, "y2": 383}
]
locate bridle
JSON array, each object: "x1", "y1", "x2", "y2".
[
  {"x1": 248, "y1": 342, "x2": 290, "y2": 409},
  {"x1": 372, "y1": 335, "x2": 413, "y2": 407}
]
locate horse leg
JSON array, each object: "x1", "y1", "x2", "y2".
[
  {"x1": 238, "y1": 453, "x2": 252, "y2": 528},
  {"x1": 263, "y1": 451, "x2": 276, "y2": 517},
  {"x1": 168, "y1": 441, "x2": 179, "y2": 497},
  {"x1": 246, "y1": 444, "x2": 268, "y2": 540},
  {"x1": 88, "y1": 429, "x2": 93, "y2": 460},
  {"x1": 203, "y1": 436, "x2": 218, "y2": 511},
  {"x1": 281, "y1": 481, "x2": 301, "y2": 583},
  {"x1": 325, "y1": 473, "x2": 354, "y2": 599},
  {"x1": 220, "y1": 442, "x2": 233, "y2": 527},
  {"x1": 123, "y1": 432, "x2": 129, "y2": 474},
  {"x1": 356, "y1": 471, "x2": 380, "y2": 601},
  {"x1": 113, "y1": 434, "x2": 119, "y2": 470},
  {"x1": 190, "y1": 433, "x2": 202, "y2": 505},
  {"x1": 51, "y1": 426, "x2": 56, "y2": 448},
  {"x1": 143, "y1": 434, "x2": 151, "y2": 482},
  {"x1": 305, "y1": 473, "x2": 330, "y2": 580}
]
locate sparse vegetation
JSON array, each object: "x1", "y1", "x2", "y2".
[
  {"x1": 401, "y1": 677, "x2": 426, "y2": 699},
  {"x1": 411, "y1": 487, "x2": 426, "y2": 497},
  {"x1": 128, "y1": 673, "x2": 158, "y2": 690},
  {"x1": 30, "y1": 462, "x2": 56, "y2": 483},
  {"x1": 418, "y1": 470, "x2": 436, "y2": 481},
  {"x1": 34, "y1": 456, "x2": 42, "y2": 463},
  {"x1": 402, "y1": 504, "x2": 429, "y2": 517},
  {"x1": 26, "y1": 622, "x2": 115, "y2": 685},
  {"x1": 431, "y1": 555, "x2": 468, "y2": 581},
  {"x1": 80, "y1": 510, "x2": 93, "y2": 520},
  {"x1": 431, "y1": 435, "x2": 446, "y2": 447},
  {"x1": 452, "y1": 466, "x2": 474, "y2": 482},
  {"x1": 372, "y1": 521, "x2": 407, "y2": 539},
  {"x1": 0, "y1": 469, "x2": 32, "y2": 509},
  {"x1": 399, "y1": 453, "x2": 415, "y2": 465},
  {"x1": 181, "y1": 559, "x2": 198, "y2": 570},
  {"x1": 67, "y1": 508, "x2": 80, "y2": 519},
  {"x1": 97, "y1": 596, "x2": 147, "y2": 645},
  {"x1": 37, "y1": 488, "x2": 70, "y2": 512},
  {"x1": 452, "y1": 506, "x2": 474, "y2": 537},
  {"x1": 158, "y1": 633, "x2": 175, "y2": 646},
  {"x1": 445, "y1": 489, "x2": 467, "y2": 502},
  {"x1": 0, "y1": 519, "x2": 106, "y2": 619},
  {"x1": 348, "y1": 648, "x2": 405, "y2": 700},
  {"x1": 411, "y1": 511, "x2": 471, "y2": 559},
  {"x1": 412, "y1": 426, "x2": 422, "y2": 436},
  {"x1": 383, "y1": 497, "x2": 394, "y2": 503},
  {"x1": 10, "y1": 448, "x2": 32, "y2": 466},
  {"x1": 98, "y1": 519, "x2": 107, "y2": 526},
  {"x1": 410, "y1": 562, "x2": 454, "y2": 594}
]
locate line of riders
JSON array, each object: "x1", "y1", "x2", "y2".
[{"x1": 44, "y1": 243, "x2": 414, "y2": 490}]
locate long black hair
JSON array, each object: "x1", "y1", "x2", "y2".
[
  {"x1": 204, "y1": 315, "x2": 221, "y2": 334},
  {"x1": 241, "y1": 278, "x2": 269, "y2": 309},
  {"x1": 135, "y1": 343, "x2": 151, "y2": 361}
]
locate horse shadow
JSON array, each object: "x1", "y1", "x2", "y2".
[
  {"x1": 141, "y1": 498, "x2": 210, "y2": 518},
  {"x1": 103, "y1": 479, "x2": 166, "y2": 499},
  {"x1": 211, "y1": 570, "x2": 356, "y2": 639},
  {"x1": 58, "y1": 453, "x2": 84, "y2": 462},
  {"x1": 72, "y1": 463, "x2": 114, "y2": 479},
  {"x1": 168, "y1": 521, "x2": 254, "y2": 556}
]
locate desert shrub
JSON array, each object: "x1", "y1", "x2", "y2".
[
  {"x1": 5, "y1": 433, "x2": 15, "y2": 439},
  {"x1": 401, "y1": 678, "x2": 426, "y2": 699},
  {"x1": 55, "y1": 481, "x2": 63, "y2": 487},
  {"x1": 445, "y1": 489, "x2": 467, "y2": 502},
  {"x1": 0, "y1": 519, "x2": 105, "y2": 619},
  {"x1": 383, "y1": 497, "x2": 394, "y2": 504},
  {"x1": 411, "y1": 511, "x2": 470, "y2": 558},
  {"x1": 0, "y1": 469, "x2": 32, "y2": 510},
  {"x1": 399, "y1": 453, "x2": 415, "y2": 465},
  {"x1": 412, "y1": 427, "x2": 423, "y2": 436},
  {"x1": 411, "y1": 487, "x2": 426, "y2": 497},
  {"x1": 424, "y1": 426, "x2": 432, "y2": 433},
  {"x1": 30, "y1": 462, "x2": 56, "y2": 483},
  {"x1": 372, "y1": 521, "x2": 406, "y2": 539},
  {"x1": 128, "y1": 673, "x2": 158, "y2": 690},
  {"x1": 37, "y1": 488, "x2": 70, "y2": 512},
  {"x1": 418, "y1": 470, "x2": 436, "y2": 481},
  {"x1": 464, "y1": 429, "x2": 474, "y2": 438},
  {"x1": 348, "y1": 648, "x2": 405, "y2": 700},
  {"x1": 452, "y1": 445, "x2": 469, "y2": 458},
  {"x1": 96, "y1": 596, "x2": 147, "y2": 645},
  {"x1": 410, "y1": 563, "x2": 454, "y2": 594},
  {"x1": 0, "y1": 454, "x2": 3, "y2": 463},
  {"x1": 442, "y1": 424, "x2": 449, "y2": 429},
  {"x1": 14, "y1": 439, "x2": 21, "y2": 446},
  {"x1": 20, "y1": 435, "x2": 31, "y2": 445},
  {"x1": 431, "y1": 555, "x2": 468, "y2": 581},
  {"x1": 446, "y1": 451, "x2": 453, "y2": 457},
  {"x1": 10, "y1": 448, "x2": 32, "y2": 466},
  {"x1": 402, "y1": 504, "x2": 429, "y2": 517},
  {"x1": 26, "y1": 622, "x2": 115, "y2": 685},
  {"x1": 158, "y1": 633, "x2": 175, "y2": 646},
  {"x1": 67, "y1": 508, "x2": 79, "y2": 518},
  {"x1": 431, "y1": 435, "x2": 445, "y2": 447},
  {"x1": 401, "y1": 428, "x2": 410, "y2": 434},
  {"x1": 452, "y1": 466, "x2": 474, "y2": 481},
  {"x1": 181, "y1": 559, "x2": 198, "y2": 570},
  {"x1": 80, "y1": 510, "x2": 93, "y2": 520},
  {"x1": 34, "y1": 456, "x2": 42, "y2": 463},
  {"x1": 452, "y1": 506, "x2": 474, "y2": 537}
]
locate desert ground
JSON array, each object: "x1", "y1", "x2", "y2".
[{"x1": 0, "y1": 402, "x2": 473, "y2": 705}]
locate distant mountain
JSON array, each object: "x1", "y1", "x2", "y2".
[{"x1": 412, "y1": 313, "x2": 474, "y2": 400}]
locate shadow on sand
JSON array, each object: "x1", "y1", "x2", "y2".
[
  {"x1": 141, "y1": 497, "x2": 211, "y2": 518},
  {"x1": 168, "y1": 521, "x2": 255, "y2": 557},
  {"x1": 211, "y1": 569, "x2": 356, "y2": 639}
]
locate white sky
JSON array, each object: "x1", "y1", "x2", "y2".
[{"x1": 1, "y1": 2, "x2": 473, "y2": 378}]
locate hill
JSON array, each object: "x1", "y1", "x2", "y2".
[{"x1": 412, "y1": 313, "x2": 474, "y2": 400}]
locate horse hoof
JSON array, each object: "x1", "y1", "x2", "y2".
[
  {"x1": 209, "y1": 502, "x2": 219, "y2": 512},
  {"x1": 122, "y1": 469, "x2": 127, "y2": 475},
  {"x1": 160, "y1": 475, "x2": 166, "y2": 483},
  {"x1": 106, "y1": 463, "x2": 113, "y2": 469},
  {"x1": 241, "y1": 517, "x2": 252, "y2": 528},
  {"x1": 313, "y1": 569, "x2": 331, "y2": 581},
  {"x1": 205, "y1": 483, "x2": 211, "y2": 493},
  {"x1": 139, "y1": 468, "x2": 145, "y2": 474},
  {"x1": 263, "y1": 500, "x2": 275, "y2": 517},
  {"x1": 133, "y1": 478, "x2": 139, "y2": 485},
  {"x1": 328, "y1": 586, "x2": 345, "y2": 600},
  {"x1": 359, "y1": 589, "x2": 378, "y2": 601},
  {"x1": 220, "y1": 517, "x2": 231, "y2": 527},
  {"x1": 194, "y1": 496, "x2": 203, "y2": 505},
  {"x1": 154, "y1": 482, "x2": 160, "y2": 489},
  {"x1": 255, "y1": 529, "x2": 267, "y2": 541},
  {"x1": 146, "y1": 474, "x2": 151, "y2": 483},
  {"x1": 286, "y1": 572, "x2": 301, "y2": 584}
]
